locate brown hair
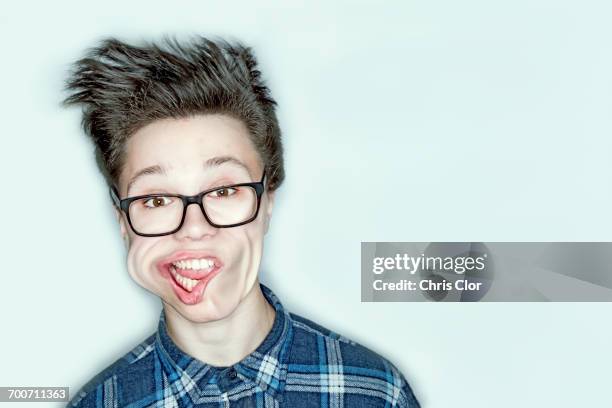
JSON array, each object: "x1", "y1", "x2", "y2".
[{"x1": 62, "y1": 34, "x2": 284, "y2": 193}]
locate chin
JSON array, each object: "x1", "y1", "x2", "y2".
[{"x1": 165, "y1": 293, "x2": 239, "y2": 324}]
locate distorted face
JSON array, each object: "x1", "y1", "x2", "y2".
[{"x1": 114, "y1": 114, "x2": 274, "y2": 323}]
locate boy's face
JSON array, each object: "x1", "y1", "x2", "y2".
[{"x1": 115, "y1": 114, "x2": 274, "y2": 324}]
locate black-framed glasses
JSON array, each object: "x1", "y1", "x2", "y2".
[{"x1": 110, "y1": 171, "x2": 266, "y2": 237}]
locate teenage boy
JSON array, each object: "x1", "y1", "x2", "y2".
[{"x1": 63, "y1": 35, "x2": 420, "y2": 407}]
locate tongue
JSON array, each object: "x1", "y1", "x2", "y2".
[{"x1": 173, "y1": 266, "x2": 213, "y2": 280}]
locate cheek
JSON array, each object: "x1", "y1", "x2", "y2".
[
  {"x1": 236, "y1": 215, "x2": 267, "y2": 248},
  {"x1": 126, "y1": 237, "x2": 159, "y2": 288},
  {"x1": 237, "y1": 219, "x2": 267, "y2": 270}
]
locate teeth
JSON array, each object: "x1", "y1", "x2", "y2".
[
  {"x1": 172, "y1": 258, "x2": 215, "y2": 270},
  {"x1": 168, "y1": 257, "x2": 216, "y2": 292},
  {"x1": 170, "y1": 266, "x2": 201, "y2": 292}
]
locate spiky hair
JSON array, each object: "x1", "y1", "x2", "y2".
[{"x1": 62, "y1": 34, "x2": 284, "y2": 194}]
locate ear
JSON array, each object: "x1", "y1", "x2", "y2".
[
  {"x1": 113, "y1": 207, "x2": 129, "y2": 244},
  {"x1": 263, "y1": 190, "x2": 275, "y2": 235}
]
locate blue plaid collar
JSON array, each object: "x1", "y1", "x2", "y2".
[{"x1": 154, "y1": 283, "x2": 293, "y2": 400}]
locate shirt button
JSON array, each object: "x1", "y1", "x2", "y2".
[{"x1": 227, "y1": 368, "x2": 237, "y2": 379}]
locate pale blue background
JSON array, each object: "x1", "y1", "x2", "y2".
[{"x1": 1, "y1": 0, "x2": 611, "y2": 406}]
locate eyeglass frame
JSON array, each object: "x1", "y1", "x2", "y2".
[{"x1": 109, "y1": 170, "x2": 267, "y2": 237}]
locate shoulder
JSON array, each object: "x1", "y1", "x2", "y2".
[
  {"x1": 286, "y1": 312, "x2": 421, "y2": 407},
  {"x1": 67, "y1": 333, "x2": 157, "y2": 408}
]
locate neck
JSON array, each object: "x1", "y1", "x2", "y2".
[{"x1": 163, "y1": 283, "x2": 276, "y2": 367}]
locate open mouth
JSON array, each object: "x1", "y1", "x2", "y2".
[
  {"x1": 157, "y1": 252, "x2": 225, "y2": 305},
  {"x1": 169, "y1": 258, "x2": 217, "y2": 292}
]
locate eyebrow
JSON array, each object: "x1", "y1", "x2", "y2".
[{"x1": 126, "y1": 155, "x2": 251, "y2": 196}]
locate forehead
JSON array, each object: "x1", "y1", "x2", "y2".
[{"x1": 119, "y1": 114, "x2": 262, "y2": 194}]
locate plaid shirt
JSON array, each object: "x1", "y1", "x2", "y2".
[{"x1": 68, "y1": 284, "x2": 420, "y2": 407}]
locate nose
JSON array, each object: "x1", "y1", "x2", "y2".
[{"x1": 174, "y1": 202, "x2": 218, "y2": 241}]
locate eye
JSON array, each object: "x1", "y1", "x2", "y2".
[
  {"x1": 143, "y1": 196, "x2": 172, "y2": 208},
  {"x1": 209, "y1": 187, "x2": 238, "y2": 198}
]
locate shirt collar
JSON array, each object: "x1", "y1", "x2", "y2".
[{"x1": 154, "y1": 283, "x2": 293, "y2": 401}]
